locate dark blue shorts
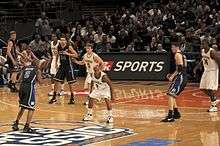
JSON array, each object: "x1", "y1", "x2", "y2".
[
  {"x1": 167, "y1": 73, "x2": 187, "y2": 97},
  {"x1": 54, "y1": 64, "x2": 76, "y2": 84},
  {"x1": 19, "y1": 83, "x2": 35, "y2": 110}
]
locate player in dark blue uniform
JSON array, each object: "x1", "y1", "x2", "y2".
[
  {"x1": 49, "y1": 34, "x2": 78, "y2": 104},
  {"x1": 12, "y1": 60, "x2": 41, "y2": 133},
  {"x1": 6, "y1": 31, "x2": 20, "y2": 92},
  {"x1": 161, "y1": 42, "x2": 187, "y2": 122}
]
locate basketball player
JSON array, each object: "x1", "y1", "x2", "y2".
[
  {"x1": 83, "y1": 64, "x2": 114, "y2": 123},
  {"x1": 193, "y1": 38, "x2": 220, "y2": 112},
  {"x1": 20, "y1": 45, "x2": 48, "y2": 73},
  {"x1": 20, "y1": 45, "x2": 38, "y2": 66},
  {"x1": 49, "y1": 34, "x2": 78, "y2": 104},
  {"x1": 161, "y1": 42, "x2": 187, "y2": 122},
  {"x1": 12, "y1": 60, "x2": 41, "y2": 133},
  {"x1": 75, "y1": 43, "x2": 104, "y2": 105},
  {"x1": 48, "y1": 33, "x2": 65, "y2": 96},
  {"x1": 6, "y1": 31, "x2": 21, "y2": 92}
]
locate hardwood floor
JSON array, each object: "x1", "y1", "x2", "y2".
[{"x1": 0, "y1": 78, "x2": 219, "y2": 146}]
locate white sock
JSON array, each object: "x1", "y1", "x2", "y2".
[
  {"x1": 108, "y1": 110, "x2": 112, "y2": 117},
  {"x1": 87, "y1": 108, "x2": 93, "y2": 115},
  {"x1": 51, "y1": 84, "x2": 55, "y2": 90}
]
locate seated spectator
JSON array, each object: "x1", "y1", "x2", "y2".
[
  {"x1": 162, "y1": 13, "x2": 176, "y2": 31},
  {"x1": 211, "y1": 38, "x2": 218, "y2": 50},
  {"x1": 150, "y1": 37, "x2": 158, "y2": 51},
  {"x1": 29, "y1": 34, "x2": 45, "y2": 59},
  {"x1": 107, "y1": 31, "x2": 117, "y2": 48},
  {"x1": 155, "y1": 43, "x2": 167, "y2": 52},
  {"x1": 94, "y1": 26, "x2": 105, "y2": 44},
  {"x1": 96, "y1": 35, "x2": 108, "y2": 53},
  {"x1": 117, "y1": 28, "x2": 130, "y2": 51},
  {"x1": 94, "y1": 26, "x2": 105, "y2": 52}
]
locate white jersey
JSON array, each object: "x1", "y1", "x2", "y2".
[
  {"x1": 83, "y1": 52, "x2": 99, "y2": 73},
  {"x1": 202, "y1": 48, "x2": 218, "y2": 71},
  {"x1": 92, "y1": 72, "x2": 109, "y2": 90},
  {"x1": 200, "y1": 48, "x2": 219, "y2": 90},
  {"x1": 89, "y1": 71, "x2": 111, "y2": 100},
  {"x1": 51, "y1": 40, "x2": 60, "y2": 57},
  {"x1": 50, "y1": 40, "x2": 60, "y2": 75}
]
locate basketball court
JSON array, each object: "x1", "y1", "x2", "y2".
[{"x1": 0, "y1": 78, "x2": 219, "y2": 146}]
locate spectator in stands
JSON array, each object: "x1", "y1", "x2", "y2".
[
  {"x1": 35, "y1": 12, "x2": 51, "y2": 37},
  {"x1": 162, "y1": 13, "x2": 176, "y2": 32},
  {"x1": 150, "y1": 37, "x2": 158, "y2": 52},
  {"x1": 74, "y1": 35, "x2": 85, "y2": 56},
  {"x1": 117, "y1": 27, "x2": 130, "y2": 51},
  {"x1": 133, "y1": 31, "x2": 143, "y2": 51},
  {"x1": 97, "y1": 35, "x2": 108, "y2": 53},
  {"x1": 156, "y1": 43, "x2": 167, "y2": 52},
  {"x1": 147, "y1": 21, "x2": 158, "y2": 33},
  {"x1": 41, "y1": 35, "x2": 51, "y2": 59},
  {"x1": 107, "y1": 30, "x2": 116, "y2": 48},
  {"x1": 6, "y1": 0, "x2": 220, "y2": 55},
  {"x1": 29, "y1": 34, "x2": 44, "y2": 59},
  {"x1": 211, "y1": 38, "x2": 218, "y2": 50},
  {"x1": 180, "y1": 36, "x2": 186, "y2": 52},
  {"x1": 94, "y1": 26, "x2": 105, "y2": 52},
  {"x1": 55, "y1": 29, "x2": 62, "y2": 38}
]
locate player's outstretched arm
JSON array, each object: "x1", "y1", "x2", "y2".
[
  {"x1": 210, "y1": 50, "x2": 220, "y2": 67},
  {"x1": 94, "y1": 55, "x2": 104, "y2": 71},
  {"x1": 74, "y1": 59, "x2": 85, "y2": 65},
  {"x1": 64, "y1": 46, "x2": 78, "y2": 58}
]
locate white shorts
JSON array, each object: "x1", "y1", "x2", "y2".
[
  {"x1": 89, "y1": 87, "x2": 111, "y2": 101},
  {"x1": 84, "y1": 73, "x2": 92, "y2": 89},
  {"x1": 200, "y1": 70, "x2": 219, "y2": 90}
]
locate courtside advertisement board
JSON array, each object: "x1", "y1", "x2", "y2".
[{"x1": 100, "y1": 52, "x2": 170, "y2": 80}]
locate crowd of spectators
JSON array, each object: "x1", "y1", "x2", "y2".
[
  {"x1": 48, "y1": 0, "x2": 219, "y2": 54},
  {"x1": 1, "y1": 0, "x2": 220, "y2": 58},
  {"x1": 24, "y1": 0, "x2": 220, "y2": 59}
]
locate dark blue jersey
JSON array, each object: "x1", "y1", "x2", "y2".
[
  {"x1": 21, "y1": 65, "x2": 37, "y2": 85},
  {"x1": 58, "y1": 44, "x2": 71, "y2": 66}
]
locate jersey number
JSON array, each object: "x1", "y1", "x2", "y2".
[
  {"x1": 87, "y1": 63, "x2": 91, "y2": 69},
  {"x1": 203, "y1": 59, "x2": 209, "y2": 65},
  {"x1": 24, "y1": 71, "x2": 31, "y2": 79}
]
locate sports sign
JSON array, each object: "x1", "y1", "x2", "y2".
[{"x1": 100, "y1": 52, "x2": 170, "y2": 80}]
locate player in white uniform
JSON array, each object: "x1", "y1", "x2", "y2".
[
  {"x1": 48, "y1": 33, "x2": 65, "y2": 96},
  {"x1": 75, "y1": 43, "x2": 104, "y2": 105},
  {"x1": 194, "y1": 39, "x2": 220, "y2": 112},
  {"x1": 83, "y1": 64, "x2": 114, "y2": 123}
]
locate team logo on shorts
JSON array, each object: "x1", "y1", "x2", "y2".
[{"x1": 0, "y1": 121, "x2": 133, "y2": 145}]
